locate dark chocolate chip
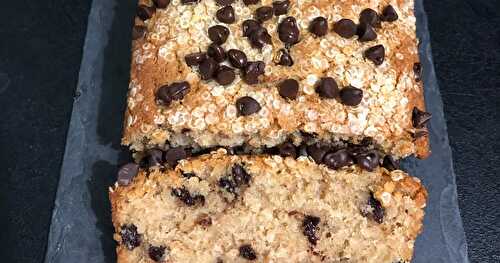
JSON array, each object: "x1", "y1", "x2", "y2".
[
  {"x1": 382, "y1": 155, "x2": 400, "y2": 171},
  {"x1": 219, "y1": 177, "x2": 237, "y2": 194},
  {"x1": 193, "y1": 195, "x2": 206, "y2": 206},
  {"x1": 277, "y1": 141, "x2": 297, "y2": 158},
  {"x1": 146, "y1": 149, "x2": 163, "y2": 167},
  {"x1": 340, "y1": 86, "x2": 363, "y2": 106},
  {"x1": 278, "y1": 78, "x2": 299, "y2": 100},
  {"x1": 355, "y1": 151, "x2": 380, "y2": 171},
  {"x1": 227, "y1": 49, "x2": 248, "y2": 68},
  {"x1": 236, "y1": 96, "x2": 261, "y2": 116},
  {"x1": 367, "y1": 193, "x2": 385, "y2": 223},
  {"x1": 357, "y1": 23, "x2": 377, "y2": 42},
  {"x1": 215, "y1": 65, "x2": 236, "y2": 85},
  {"x1": 153, "y1": 0, "x2": 170, "y2": 8},
  {"x1": 256, "y1": 6, "x2": 274, "y2": 22},
  {"x1": 413, "y1": 62, "x2": 422, "y2": 82},
  {"x1": 239, "y1": 244, "x2": 257, "y2": 260},
  {"x1": 148, "y1": 246, "x2": 166, "y2": 262},
  {"x1": 277, "y1": 48, "x2": 294, "y2": 66},
  {"x1": 137, "y1": 5, "x2": 155, "y2": 21},
  {"x1": 278, "y1": 16, "x2": 300, "y2": 45},
  {"x1": 185, "y1": 52, "x2": 207, "y2": 66},
  {"x1": 181, "y1": 0, "x2": 199, "y2": 4},
  {"x1": 333, "y1": 19, "x2": 357, "y2": 38},
  {"x1": 242, "y1": 19, "x2": 261, "y2": 37},
  {"x1": 272, "y1": 0, "x2": 290, "y2": 16},
  {"x1": 132, "y1": 25, "x2": 147, "y2": 40},
  {"x1": 381, "y1": 5, "x2": 398, "y2": 22},
  {"x1": 156, "y1": 81, "x2": 191, "y2": 105},
  {"x1": 181, "y1": 172, "x2": 197, "y2": 178},
  {"x1": 412, "y1": 107, "x2": 432, "y2": 128},
  {"x1": 364, "y1": 44, "x2": 385, "y2": 66},
  {"x1": 302, "y1": 215, "x2": 320, "y2": 245},
  {"x1": 216, "y1": 6, "x2": 236, "y2": 24},
  {"x1": 323, "y1": 149, "x2": 353, "y2": 169},
  {"x1": 171, "y1": 187, "x2": 195, "y2": 206},
  {"x1": 199, "y1": 57, "x2": 219, "y2": 80},
  {"x1": 120, "y1": 224, "x2": 141, "y2": 250},
  {"x1": 359, "y1": 8, "x2": 381, "y2": 28},
  {"x1": 117, "y1": 163, "x2": 139, "y2": 186},
  {"x1": 164, "y1": 147, "x2": 187, "y2": 167},
  {"x1": 207, "y1": 43, "x2": 226, "y2": 62},
  {"x1": 232, "y1": 164, "x2": 251, "y2": 186},
  {"x1": 249, "y1": 27, "x2": 272, "y2": 49},
  {"x1": 242, "y1": 0, "x2": 260, "y2": 5},
  {"x1": 242, "y1": 61, "x2": 265, "y2": 84},
  {"x1": 309, "y1": 17, "x2": 328, "y2": 37},
  {"x1": 216, "y1": 0, "x2": 235, "y2": 6},
  {"x1": 306, "y1": 143, "x2": 329, "y2": 163},
  {"x1": 208, "y1": 25, "x2": 230, "y2": 44},
  {"x1": 316, "y1": 77, "x2": 339, "y2": 99}
]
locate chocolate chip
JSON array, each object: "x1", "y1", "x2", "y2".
[
  {"x1": 120, "y1": 224, "x2": 141, "y2": 250},
  {"x1": 171, "y1": 187, "x2": 194, "y2": 206},
  {"x1": 181, "y1": 0, "x2": 199, "y2": 4},
  {"x1": 216, "y1": 0, "x2": 234, "y2": 5},
  {"x1": 132, "y1": 25, "x2": 147, "y2": 40},
  {"x1": 249, "y1": 27, "x2": 272, "y2": 49},
  {"x1": 381, "y1": 5, "x2": 398, "y2": 22},
  {"x1": 382, "y1": 155, "x2": 400, "y2": 171},
  {"x1": 242, "y1": 0, "x2": 259, "y2": 5},
  {"x1": 306, "y1": 143, "x2": 329, "y2": 163},
  {"x1": 215, "y1": 65, "x2": 235, "y2": 86},
  {"x1": 216, "y1": 6, "x2": 236, "y2": 24},
  {"x1": 156, "y1": 81, "x2": 191, "y2": 105},
  {"x1": 277, "y1": 141, "x2": 297, "y2": 158},
  {"x1": 239, "y1": 244, "x2": 257, "y2": 260},
  {"x1": 255, "y1": 6, "x2": 274, "y2": 22},
  {"x1": 242, "y1": 19, "x2": 261, "y2": 37},
  {"x1": 148, "y1": 246, "x2": 166, "y2": 262},
  {"x1": 181, "y1": 172, "x2": 197, "y2": 178},
  {"x1": 412, "y1": 107, "x2": 432, "y2": 128},
  {"x1": 367, "y1": 193, "x2": 385, "y2": 223},
  {"x1": 185, "y1": 52, "x2": 207, "y2": 66},
  {"x1": 364, "y1": 44, "x2": 385, "y2": 65},
  {"x1": 355, "y1": 151, "x2": 380, "y2": 171},
  {"x1": 413, "y1": 62, "x2": 422, "y2": 82},
  {"x1": 153, "y1": 0, "x2": 170, "y2": 8},
  {"x1": 117, "y1": 163, "x2": 139, "y2": 186},
  {"x1": 199, "y1": 57, "x2": 219, "y2": 80},
  {"x1": 302, "y1": 215, "x2": 320, "y2": 245},
  {"x1": 277, "y1": 48, "x2": 293, "y2": 66},
  {"x1": 359, "y1": 8, "x2": 381, "y2": 28},
  {"x1": 208, "y1": 25, "x2": 230, "y2": 44},
  {"x1": 278, "y1": 78, "x2": 299, "y2": 100},
  {"x1": 309, "y1": 17, "x2": 328, "y2": 37},
  {"x1": 357, "y1": 23, "x2": 377, "y2": 42},
  {"x1": 242, "y1": 61, "x2": 265, "y2": 84},
  {"x1": 273, "y1": 0, "x2": 290, "y2": 16},
  {"x1": 227, "y1": 49, "x2": 248, "y2": 68},
  {"x1": 219, "y1": 177, "x2": 237, "y2": 194},
  {"x1": 146, "y1": 149, "x2": 163, "y2": 167},
  {"x1": 323, "y1": 149, "x2": 353, "y2": 169},
  {"x1": 278, "y1": 16, "x2": 300, "y2": 45},
  {"x1": 340, "y1": 86, "x2": 363, "y2": 106},
  {"x1": 333, "y1": 19, "x2": 357, "y2": 38},
  {"x1": 316, "y1": 77, "x2": 339, "y2": 99},
  {"x1": 207, "y1": 43, "x2": 226, "y2": 62},
  {"x1": 165, "y1": 147, "x2": 187, "y2": 167},
  {"x1": 232, "y1": 164, "x2": 251, "y2": 186},
  {"x1": 196, "y1": 214, "x2": 213, "y2": 227},
  {"x1": 236, "y1": 96, "x2": 261, "y2": 116},
  {"x1": 137, "y1": 5, "x2": 155, "y2": 21}
]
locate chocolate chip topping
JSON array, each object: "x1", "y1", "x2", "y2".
[
  {"x1": 185, "y1": 52, "x2": 207, "y2": 66},
  {"x1": 412, "y1": 107, "x2": 432, "y2": 128},
  {"x1": 356, "y1": 23, "x2": 377, "y2": 42},
  {"x1": 136, "y1": 5, "x2": 155, "y2": 21},
  {"x1": 215, "y1": 65, "x2": 236, "y2": 85},
  {"x1": 242, "y1": 61, "x2": 265, "y2": 84},
  {"x1": 359, "y1": 8, "x2": 381, "y2": 28},
  {"x1": 309, "y1": 17, "x2": 328, "y2": 37},
  {"x1": 153, "y1": 0, "x2": 170, "y2": 8},
  {"x1": 171, "y1": 187, "x2": 205, "y2": 206},
  {"x1": 216, "y1": 6, "x2": 236, "y2": 24},
  {"x1": 239, "y1": 244, "x2": 257, "y2": 260},
  {"x1": 340, "y1": 86, "x2": 363, "y2": 106},
  {"x1": 216, "y1": 0, "x2": 235, "y2": 6},
  {"x1": 164, "y1": 147, "x2": 187, "y2": 167},
  {"x1": 366, "y1": 193, "x2": 385, "y2": 223},
  {"x1": 278, "y1": 79, "x2": 299, "y2": 100},
  {"x1": 278, "y1": 16, "x2": 300, "y2": 45},
  {"x1": 255, "y1": 6, "x2": 274, "y2": 22},
  {"x1": 333, "y1": 19, "x2": 357, "y2": 38},
  {"x1": 227, "y1": 49, "x2": 248, "y2": 68},
  {"x1": 117, "y1": 163, "x2": 139, "y2": 186},
  {"x1": 148, "y1": 246, "x2": 166, "y2": 262},
  {"x1": 120, "y1": 224, "x2": 142, "y2": 250},
  {"x1": 208, "y1": 25, "x2": 230, "y2": 44},
  {"x1": 302, "y1": 215, "x2": 320, "y2": 245},
  {"x1": 381, "y1": 5, "x2": 398, "y2": 22},
  {"x1": 323, "y1": 149, "x2": 353, "y2": 170},
  {"x1": 132, "y1": 25, "x2": 147, "y2": 40},
  {"x1": 199, "y1": 57, "x2": 219, "y2": 80},
  {"x1": 248, "y1": 27, "x2": 272, "y2": 48},
  {"x1": 413, "y1": 62, "x2": 422, "y2": 82},
  {"x1": 146, "y1": 149, "x2": 163, "y2": 167},
  {"x1": 181, "y1": 0, "x2": 199, "y2": 4},
  {"x1": 306, "y1": 143, "x2": 329, "y2": 163},
  {"x1": 207, "y1": 43, "x2": 226, "y2": 62},
  {"x1": 355, "y1": 150, "x2": 380, "y2": 171},
  {"x1": 156, "y1": 81, "x2": 191, "y2": 105},
  {"x1": 272, "y1": 0, "x2": 290, "y2": 16},
  {"x1": 316, "y1": 77, "x2": 339, "y2": 98},
  {"x1": 242, "y1": 19, "x2": 261, "y2": 37},
  {"x1": 236, "y1": 96, "x2": 261, "y2": 116},
  {"x1": 277, "y1": 141, "x2": 297, "y2": 158},
  {"x1": 382, "y1": 155, "x2": 400, "y2": 171},
  {"x1": 364, "y1": 44, "x2": 385, "y2": 66},
  {"x1": 277, "y1": 48, "x2": 294, "y2": 66}
]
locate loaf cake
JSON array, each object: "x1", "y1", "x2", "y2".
[
  {"x1": 123, "y1": 0, "x2": 431, "y2": 158},
  {"x1": 110, "y1": 150, "x2": 427, "y2": 262}
]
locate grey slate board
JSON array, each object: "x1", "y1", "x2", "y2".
[{"x1": 44, "y1": 0, "x2": 469, "y2": 262}]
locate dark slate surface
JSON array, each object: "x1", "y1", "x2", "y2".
[{"x1": 0, "y1": 0, "x2": 498, "y2": 262}]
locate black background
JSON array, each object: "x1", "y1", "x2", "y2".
[{"x1": 0, "y1": 0, "x2": 498, "y2": 262}]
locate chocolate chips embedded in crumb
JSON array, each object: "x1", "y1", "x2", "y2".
[
  {"x1": 136, "y1": 5, "x2": 155, "y2": 21},
  {"x1": 199, "y1": 57, "x2": 219, "y2": 80},
  {"x1": 156, "y1": 81, "x2": 191, "y2": 105},
  {"x1": 272, "y1": 0, "x2": 290, "y2": 16},
  {"x1": 218, "y1": 177, "x2": 237, "y2": 194},
  {"x1": 278, "y1": 16, "x2": 300, "y2": 45},
  {"x1": 323, "y1": 149, "x2": 353, "y2": 170},
  {"x1": 381, "y1": 5, "x2": 399, "y2": 22},
  {"x1": 164, "y1": 147, "x2": 187, "y2": 167},
  {"x1": 316, "y1": 77, "x2": 339, "y2": 98},
  {"x1": 277, "y1": 141, "x2": 297, "y2": 158},
  {"x1": 153, "y1": 0, "x2": 170, "y2": 8},
  {"x1": 216, "y1": 6, "x2": 236, "y2": 24},
  {"x1": 132, "y1": 25, "x2": 147, "y2": 40},
  {"x1": 306, "y1": 143, "x2": 329, "y2": 164},
  {"x1": 364, "y1": 45, "x2": 385, "y2": 66},
  {"x1": 413, "y1": 62, "x2": 422, "y2": 82},
  {"x1": 148, "y1": 245, "x2": 166, "y2": 262},
  {"x1": 239, "y1": 244, "x2": 257, "y2": 260},
  {"x1": 355, "y1": 150, "x2": 380, "y2": 171},
  {"x1": 309, "y1": 17, "x2": 328, "y2": 37},
  {"x1": 185, "y1": 52, "x2": 206, "y2": 66},
  {"x1": 302, "y1": 215, "x2": 321, "y2": 245},
  {"x1": 412, "y1": 107, "x2": 432, "y2": 128},
  {"x1": 208, "y1": 25, "x2": 230, "y2": 44},
  {"x1": 365, "y1": 193, "x2": 385, "y2": 223},
  {"x1": 248, "y1": 27, "x2": 272, "y2": 49},
  {"x1": 227, "y1": 49, "x2": 248, "y2": 68},
  {"x1": 340, "y1": 86, "x2": 363, "y2": 106},
  {"x1": 242, "y1": 61, "x2": 265, "y2": 84},
  {"x1": 242, "y1": 19, "x2": 261, "y2": 37},
  {"x1": 120, "y1": 224, "x2": 141, "y2": 250},
  {"x1": 278, "y1": 79, "x2": 299, "y2": 100},
  {"x1": 359, "y1": 8, "x2": 381, "y2": 28},
  {"x1": 333, "y1": 19, "x2": 357, "y2": 38},
  {"x1": 236, "y1": 96, "x2": 261, "y2": 116},
  {"x1": 255, "y1": 6, "x2": 274, "y2": 22},
  {"x1": 356, "y1": 23, "x2": 377, "y2": 42},
  {"x1": 277, "y1": 48, "x2": 293, "y2": 66},
  {"x1": 146, "y1": 149, "x2": 163, "y2": 167},
  {"x1": 171, "y1": 187, "x2": 205, "y2": 206},
  {"x1": 382, "y1": 155, "x2": 400, "y2": 171},
  {"x1": 117, "y1": 163, "x2": 139, "y2": 186},
  {"x1": 232, "y1": 164, "x2": 251, "y2": 186},
  {"x1": 207, "y1": 43, "x2": 226, "y2": 62},
  {"x1": 215, "y1": 65, "x2": 236, "y2": 86}
]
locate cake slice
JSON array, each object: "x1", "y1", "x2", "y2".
[
  {"x1": 110, "y1": 150, "x2": 427, "y2": 262},
  {"x1": 123, "y1": 0, "x2": 430, "y2": 158}
]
